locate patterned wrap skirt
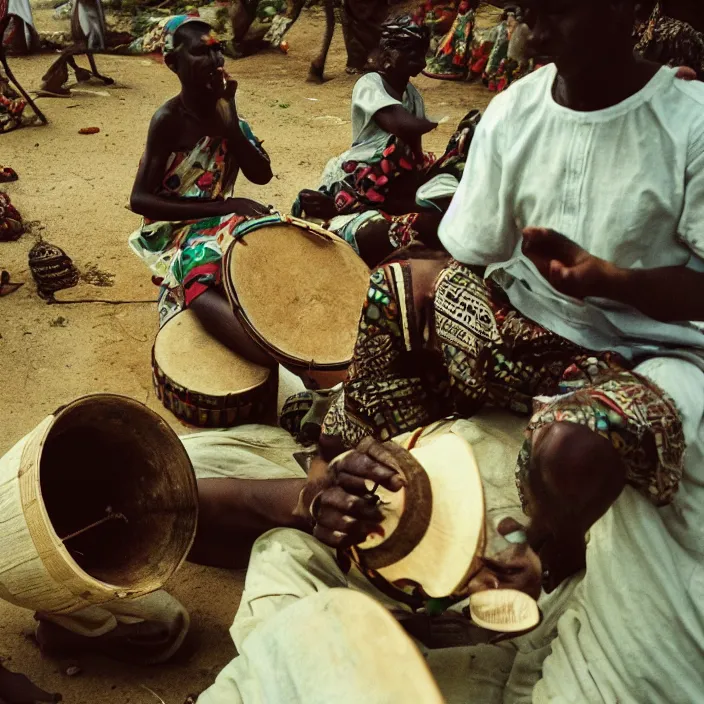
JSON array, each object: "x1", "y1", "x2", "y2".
[{"x1": 321, "y1": 260, "x2": 685, "y2": 509}]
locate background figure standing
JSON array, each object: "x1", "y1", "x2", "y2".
[
  {"x1": 1, "y1": 0, "x2": 39, "y2": 55},
  {"x1": 340, "y1": 0, "x2": 389, "y2": 74},
  {"x1": 38, "y1": 0, "x2": 113, "y2": 97}
]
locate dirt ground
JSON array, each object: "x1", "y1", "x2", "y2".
[{"x1": 0, "y1": 5, "x2": 496, "y2": 703}]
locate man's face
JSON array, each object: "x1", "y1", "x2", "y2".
[
  {"x1": 523, "y1": 0, "x2": 629, "y2": 77},
  {"x1": 176, "y1": 29, "x2": 226, "y2": 98}
]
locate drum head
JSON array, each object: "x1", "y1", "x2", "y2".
[
  {"x1": 225, "y1": 221, "x2": 369, "y2": 369},
  {"x1": 355, "y1": 433, "x2": 486, "y2": 599},
  {"x1": 154, "y1": 310, "x2": 270, "y2": 396}
]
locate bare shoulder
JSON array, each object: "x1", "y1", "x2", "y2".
[{"x1": 147, "y1": 97, "x2": 182, "y2": 141}]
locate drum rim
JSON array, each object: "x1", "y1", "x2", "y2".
[
  {"x1": 348, "y1": 432, "x2": 488, "y2": 602},
  {"x1": 353, "y1": 443, "x2": 433, "y2": 572},
  {"x1": 18, "y1": 393, "x2": 198, "y2": 602},
  {"x1": 154, "y1": 310, "x2": 272, "y2": 397},
  {"x1": 223, "y1": 218, "x2": 366, "y2": 371}
]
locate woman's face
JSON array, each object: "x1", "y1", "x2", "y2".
[
  {"x1": 384, "y1": 42, "x2": 429, "y2": 78},
  {"x1": 175, "y1": 29, "x2": 227, "y2": 98}
]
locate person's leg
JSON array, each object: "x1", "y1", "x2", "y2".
[
  {"x1": 516, "y1": 368, "x2": 686, "y2": 592},
  {"x1": 38, "y1": 55, "x2": 71, "y2": 96},
  {"x1": 340, "y1": 0, "x2": 384, "y2": 71},
  {"x1": 197, "y1": 527, "x2": 414, "y2": 703},
  {"x1": 87, "y1": 52, "x2": 114, "y2": 84},
  {"x1": 66, "y1": 53, "x2": 92, "y2": 83},
  {"x1": 319, "y1": 253, "x2": 451, "y2": 457},
  {"x1": 351, "y1": 211, "x2": 445, "y2": 268},
  {"x1": 35, "y1": 590, "x2": 189, "y2": 665}
]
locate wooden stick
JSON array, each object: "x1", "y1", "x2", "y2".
[{"x1": 61, "y1": 511, "x2": 128, "y2": 542}]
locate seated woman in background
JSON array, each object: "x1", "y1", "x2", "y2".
[
  {"x1": 129, "y1": 16, "x2": 274, "y2": 366},
  {"x1": 294, "y1": 16, "x2": 478, "y2": 268},
  {"x1": 295, "y1": 15, "x2": 485, "y2": 268},
  {"x1": 417, "y1": 0, "x2": 481, "y2": 81}
]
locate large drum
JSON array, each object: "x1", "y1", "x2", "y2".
[
  {"x1": 223, "y1": 214, "x2": 370, "y2": 387},
  {"x1": 345, "y1": 420, "x2": 540, "y2": 633},
  {"x1": 152, "y1": 309, "x2": 273, "y2": 428},
  {"x1": 0, "y1": 394, "x2": 197, "y2": 614}
]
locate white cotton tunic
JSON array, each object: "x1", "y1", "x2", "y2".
[
  {"x1": 438, "y1": 63, "x2": 704, "y2": 704},
  {"x1": 319, "y1": 72, "x2": 426, "y2": 190},
  {"x1": 439, "y1": 64, "x2": 704, "y2": 365}
]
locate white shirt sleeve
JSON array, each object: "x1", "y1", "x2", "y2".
[
  {"x1": 406, "y1": 83, "x2": 427, "y2": 120},
  {"x1": 679, "y1": 122, "x2": 704, "y2": 260},
  {"x1": 351, "y1": 73, "x2": 403, "y2": 143},
  {"x1": 438, "y1": 94, "x2": 520, "y2": 266}
]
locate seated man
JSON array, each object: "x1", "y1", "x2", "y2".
[
  {"x1": 301, "y1": 0, "x2": 704, "y2": 697},
  {"x1": 129, "y1": 17, "x2": 273, "y2": 366},
  {"x1": 197, "y1": 416, "x2": 552, "y2": 703}
]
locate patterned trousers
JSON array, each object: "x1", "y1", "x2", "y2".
[{"x1": 322, "y1": 260, "x2": 685, "y2": 507}]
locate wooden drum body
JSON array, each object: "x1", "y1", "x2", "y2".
[
  {"x1": 223, "y1": 215, "x2": 369, "y2": 385},
  {"x1": 347, "y1": 423, "x2": 540, "y2": 633},
  {"x1": 152, "y1": 309, "x2": 273, "y2": 428},
  {"x1": 0, "y1": 394, "x2": 197, "y2": 615}
]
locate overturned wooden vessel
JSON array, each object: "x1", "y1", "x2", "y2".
[{"x1": 0, "y1": 394, "x2": 197, "y2": 614}]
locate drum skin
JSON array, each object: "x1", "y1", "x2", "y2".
[
  {"x1": 152, "y1": 310, "x2": 273, "y2": 428},
  {"x1": 224, "y1": 215, "x2": 369, "y2": 373}
]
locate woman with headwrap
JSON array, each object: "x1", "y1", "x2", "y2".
[
  {"x1": 129, "y1": 17, "x2": 274, "y2": 338},
  {"x1": 294, "y1": 16, "x2": 449, "y2": 265}
]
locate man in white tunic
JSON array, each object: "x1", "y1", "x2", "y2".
[{"x1": 201, "y1": 0, "x2": 704, "y2": 700}]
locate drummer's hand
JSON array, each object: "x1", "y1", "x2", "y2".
[
  {"x1": 297, "y1": 189, "x2": 337, "y2": 220},
  {"x1": 221, "y1": 197, "x2": 271, "y2": 218},
  {"x1": 308, "y1": 438, "x2": 407, "y2": 549}
]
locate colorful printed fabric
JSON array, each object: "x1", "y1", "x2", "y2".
[
  {"x1": 0, "y1": 191, "x2": 23, "y2": 241},
  {"x1": 482, "y1": 16, "x2": 510, "y2": 87},
  {"x1": 418, "y1": 1, "x2": 478, "y2": 80},
  {"x1": 129, "y1": 125, "x2": 267, "y2": 326},
  {"x1": 322, "y1": 260, "x2": 685, "y2": 507},
  {"x1": 325, "y1": 109, "x2": 481, "y2": 253},
  {"x1": 330, "y1": 139, "x2": 434, "y2": 215},
  {"x1": 0, "y1": 68, "x2": 26, "y2": 133},
  {"x1": 334, "y1": 211, "x2": 423, "y2": 255},
  {"x1": 635, "y1": 2, "x2": 704, "y2": 77},
  {"x1": 321, "y1": 261, "x2": 435, "y2": 445},
  {"x1": 515, "y1": 370, "x2": 684, "y2": 510}
]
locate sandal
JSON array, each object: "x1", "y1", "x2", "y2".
[
  {"x1": 0, "y1": 167, "x2": 18, "y2": 183},
  {"x1": 0, "y1": 270, "x2": 23, "y2": 297}
]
